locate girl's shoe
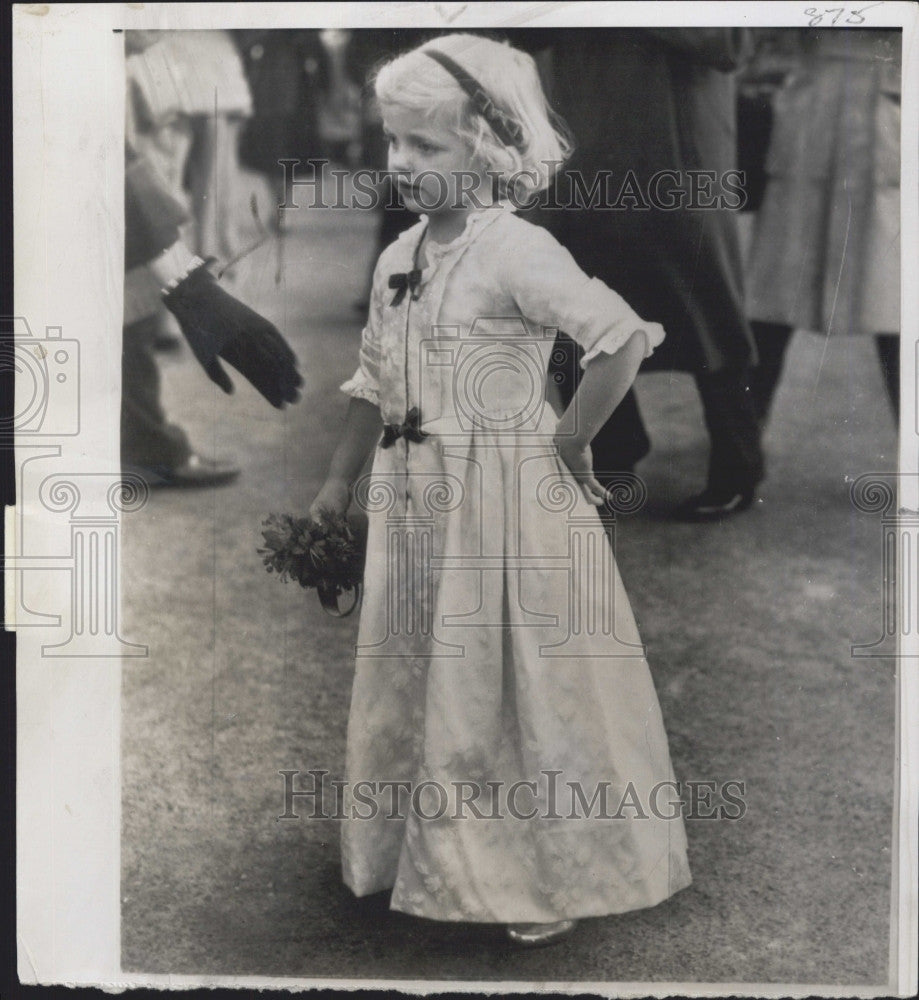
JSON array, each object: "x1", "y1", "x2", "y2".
[{"x1": 506, "y1": 919, "x2": 577, "y2": 947}]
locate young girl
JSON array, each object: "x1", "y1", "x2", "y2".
[{"x1": 311, "y1": 33, "x2": 691, "y2": 946}]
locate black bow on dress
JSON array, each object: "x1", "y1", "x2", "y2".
[
  {"x1": 388, "y1": 268, "x2": 424, "y2": 306},
  {"x1": 380, "y1": 406, "x2": 428, "y2": 448}
]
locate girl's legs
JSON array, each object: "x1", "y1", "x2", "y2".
[
  {"x1": 187, "y1": 114, "x2": 247, "y2": 266},
  {"x1": 874, "y1": 333, "x2": 899, "y2": 416},
  {"x1": 121, "y1": 315, "x2": 191, "y2": 471},
  {"x1": 749, "y1": 320, "x2": 795, "y2": 424},
  {"x1": 216, "y1": 116, "x2": 248, "y2": 264},
  {"x1": 186, "y1": 116, "x2": 215, "y2": 260},
  {"x1": 121, "y1": 316, "x2": 239, "y2": 487},
  {"x1": 751, "y1": 323, "x2": 898, "y2": 417},
  {"x1": 673, "y1": 363, "x2": 763, "y2": 520}
]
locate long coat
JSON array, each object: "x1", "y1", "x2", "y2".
[
  {"x1": 746, "y1": 29, "x2": 901, "y2": 338},
  {"x1": 525, "y1": 28, "x2": 755, "y2": 374}
]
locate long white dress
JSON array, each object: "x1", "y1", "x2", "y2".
[{"x1": 339, "y1": 204, "x2": 691, "y2": 923}]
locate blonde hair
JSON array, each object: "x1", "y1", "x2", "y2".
[{"x1": 373, "y1": 33, "x2": 573, "y2": 204}]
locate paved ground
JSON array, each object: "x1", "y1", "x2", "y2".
[{"x1": 121, "y1": 191, "x2": 897, "y2": 987}]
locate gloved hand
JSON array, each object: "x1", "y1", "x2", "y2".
[{"x1": 163, "y1": 262, "x2": 303, "y2": 408}]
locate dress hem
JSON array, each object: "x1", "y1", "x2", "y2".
[{"x1": 343, "y1": 871, "x2": 693, "y2": 924}]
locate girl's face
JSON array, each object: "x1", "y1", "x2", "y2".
[{"x1": 382, "y1": 104, "x2": 487, "y2": 216}]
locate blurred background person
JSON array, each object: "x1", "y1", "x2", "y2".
[
  {"x1": 745, "y1": 29, "x2": 901, "y2": 420},
  {"x1": 348, "y1": 29, "x2": 424, "y2": 309},
  {"x1": 518, "y1": 29, "x2": 763, "y2": 521},
  {"x1": 734, "y1": 30, "x2": 798, "y2": 223},
  {"x1": 130, "y1": 29, "x2": 254, "y2": 272},
  {"x1": 234, "y1": 29, "x2": 324, "y2": 286},
  {"x1": 316, "y1": 29, "x2": 364, "y2": 168},
  {"x1": 235, "y1": 31, "x2": 323, "y2": 231},
  {"x1": 123, "y1": 31, "x2": 302, "y2": 488}
]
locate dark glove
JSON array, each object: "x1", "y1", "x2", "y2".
[{"x1": 163, "y1": 262, "x2": 303, "y2": 408}]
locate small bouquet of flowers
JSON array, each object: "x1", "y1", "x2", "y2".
[{"x1": 259, "y1": 510, "x2": 365, "y2": 617}]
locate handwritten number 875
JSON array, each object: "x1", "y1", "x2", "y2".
[{"x1": 803, "y1": 3, "x2": 881, "y2": 25}]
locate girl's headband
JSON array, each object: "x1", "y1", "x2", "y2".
[{"x1": 424, "y1": 49, "x2": 525, "y2": 150}]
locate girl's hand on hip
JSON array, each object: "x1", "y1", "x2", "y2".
[
  {"x1": 309, "y1": 478, "x2": 351, "y2": 523},
  {"x1": 555, "y1": 436, "x2": 608, "y2": 507}
]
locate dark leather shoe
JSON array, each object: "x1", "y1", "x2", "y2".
[
  {"x1": 124, "y1": 454, "x2": 241, "y2": 489},
  {"x1": 673, "y1": 485, "x2": 755, "y2": 522}
]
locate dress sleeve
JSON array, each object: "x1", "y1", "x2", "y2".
[
  {"x1": 340, "y1": 262, "x2": 384, "y2": 406},
  {"x1": 505, "y1": 223, "x2": 665, "y2": 368}
]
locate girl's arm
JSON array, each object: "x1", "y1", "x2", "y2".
[
  {"x1": 309, "y1": 397, "x2": 383, "y2": 520},
  {"x1": 501, "y1": 220, "x2": 663, "y2": 503},
  {"x1": 553, "y1": 329, "x2": 648, "y2": 505}
]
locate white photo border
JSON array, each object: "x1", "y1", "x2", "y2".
[{"x1": 11, "y1": 1, "x2": 919, "y2": 995}]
